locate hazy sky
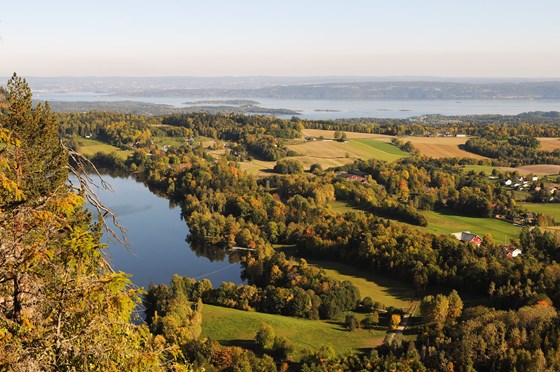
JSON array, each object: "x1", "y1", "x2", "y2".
[{"x1": 1, "y1": 0, "x2": 560, "y2": 77}]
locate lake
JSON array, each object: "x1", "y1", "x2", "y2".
[
  {"x1": 72, "y1": 173, "x2": 244, "y2": 289},
  {"x1": 35, "y1": 91, "x2": 560, "y2": 119}
]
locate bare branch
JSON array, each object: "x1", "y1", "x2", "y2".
[{"x1": 65, "y1": 143, "x2": 130, "y2": 251}]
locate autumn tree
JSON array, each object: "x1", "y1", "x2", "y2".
[
  {"x1": 390, "y1": 314, "x2": 402, "y2": 330},
  {"x1": 0, "y1": 74, "x2": 166, "y2": 369}
]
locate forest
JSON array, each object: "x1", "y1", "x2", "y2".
[{"x1": 2, "y1": 74, "x2": 560, "y2": 370}]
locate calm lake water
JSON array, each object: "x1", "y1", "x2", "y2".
[
  {"x1": 72, "y1": 174, "x2": 244, "y2": 289},
  {"x1": 35, "y1": 91, "x2": 560, "y2": 119}
]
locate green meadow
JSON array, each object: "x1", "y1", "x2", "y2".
[
  {"x1": 421, "y1": 209, "x2": 521, "y2": 242},
  {"x1": 76, "y1": 137, "x2": 132, "y2": 160},
  {"x1": 201, "y1": 304, "x2": 385, "y2": 359},
  {"x1": 519, "y1": 202, "x2": 560, "y2": 221},
  {"x1": 306, "y1": 259, "x2": 415, "y2": 310}
]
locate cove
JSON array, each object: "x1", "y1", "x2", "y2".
[{"x1": 74, "y1": 173, "x2": 244, "y2": 288}]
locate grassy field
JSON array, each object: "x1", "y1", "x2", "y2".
[
  {"x1": 151, "y1": 135, "x2": 187, "y2": 148},
  {"x1": 306, "y1": 259, "x2": 415, "y2": 310},
  {"x1": 352, "y1": 139, "x2": 410, "y2": 158},
  {"x1": 75, "y1": 138, "x2": 132, "y2": 159},
  {"x1": 519, "y1": 202, "x2": 560, "y2": 221},
  {"x1": 238, "y1": 159, "x2": 277, "y2": 177},
  {"x1": 420, "y1": 210, "x2": 521, "y2": 242},
  {"x1": 460, "y1": 164, "x2": 498, "y2": 175},
  {"x1": 201, "y1": 304, "x2": 385, "y2": 358},
  {"x1": 327, "y1": 200, "x2": 363, "y2": 214}
]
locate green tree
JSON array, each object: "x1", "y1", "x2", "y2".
[
  {"x1": 272, "y1": 336, "x2": 293, "y2": 361},
  {"x1": 273, "y1": 159, "x2": 303, "y2": 174},
  {"x1": 345, "y1": 314, "x2": 359, "y2": 331},
  {"x1": 254, "y1": 323, "x2": 275, "y2": 352}
]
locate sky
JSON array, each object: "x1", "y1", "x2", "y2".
[{"x1": 1, "y1": 0, "x2": 560, "y2": 78}]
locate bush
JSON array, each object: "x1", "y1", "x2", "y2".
[{"x1": 273, "y1": 159, "x2": 303, "y2": 174}]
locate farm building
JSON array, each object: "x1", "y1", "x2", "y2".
[
  {"x1": 501, "y1": 245, "x2": 522, "y2": 258},
  {"x1": 451, "y1": 231, "x2": 483, "y2": 246}
]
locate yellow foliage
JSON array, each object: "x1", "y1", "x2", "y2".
[{"x1": 51, "y1": 192, "x2": 84, "y2": 217}]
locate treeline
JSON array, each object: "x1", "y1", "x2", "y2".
[
  {"x1": 332, "y1": 112, "x2": 560, "y2": 136},
  {"x1": 162, "y1": 113, "x2": 302, "y2": 160},
  {"x1": 304, "y1": 115, "x2": 560, "y2": 137},
  {"x1": 146, "y1": 253, "x2": 360, "y2": 321},
  {"x1": 336, "y1": 157, "x2": 516, "y2": 219},
  {"x1": 463, "y1": 136, "x2": 560, "y2": 165},
  {"x1": 57, "y1": 111, "x2": 187, "y2": 150}
]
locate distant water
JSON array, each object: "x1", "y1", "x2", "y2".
[
  {"x1": 35, "y1": 91, "x2": 560, "y2": 119},
  {"x1": 70, "y1": 174, "x2": 244, "y2": 288}
]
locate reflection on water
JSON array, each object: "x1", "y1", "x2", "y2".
[
  {"x1": 72, "y1": 173, "x2": 244, "y2": 288},
  {"x1": 189, "y1": 241, "x2": 243, "y2": 263},
  {"x1": 110, "y1": 204, "x2": 153, "y2": 216}
]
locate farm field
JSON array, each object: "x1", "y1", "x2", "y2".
[
  {"x1": 538, "y1": 137, "x2": 560, "y2": 151},
  {"x1": 201, "y1": 304, "x2": 384, "y2": 359},
  {"x1": 491, "y1": 164, "x2": 560, "y2": 176},
  {"x1": 286, "y1": 138, "x2": 408, "y2": 167},
  {"x1": 497, "y1": 164, "x2": 560, "y2": 176},
  {"x1": 400, "y1": 136, "x2": 487, "y2": 159},
  {"x1": 420, "y1": 209, "x2": 521, "y2": 242},
  {"x1": 239, "y1": 138, "x2": 408, "y2": 175},
  {"x1": 302, "y1": 129, "x2": 486, "y2": 159},
  {"x1": 306, "y1": 259, "x2": 415, "y2": 310},
  {"x1": 75, "y1": 137, "x2": 132, "y2": 160}
]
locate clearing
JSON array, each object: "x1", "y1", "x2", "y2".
[
  {"x1": 75, "y1": 137, "x2": 131, "y2": 160},
  {"x1": 306, "y1": 259, "x2": 415, "y2": 310},
  {"x1": 201, "y1": 304, "x2": 384, "y2": 359},
  {"x1": 421, "y1": 209, "x2": 522, "y2": 242}
]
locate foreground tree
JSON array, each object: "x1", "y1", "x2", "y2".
[{"x1": 0, "y1": 75, "x2": 167, "y2": 369}]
